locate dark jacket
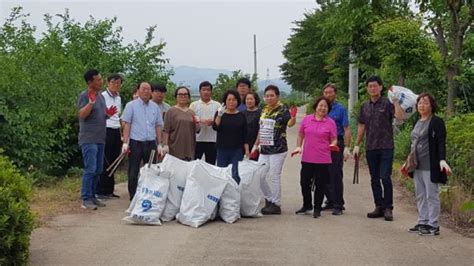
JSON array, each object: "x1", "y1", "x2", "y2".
[{"x1": 409, "y1": 115, "x2": 448, "y2": 184}]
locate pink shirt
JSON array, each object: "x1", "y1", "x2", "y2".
[{"x1": 299, "y1": 115, "x2": 337, "y2": 164}]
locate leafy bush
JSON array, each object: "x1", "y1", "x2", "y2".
[
  {"x1": 446, "y1": 113, "x2": 474, "y2": 192},
  {"x1": 394, "y1": 123, "x2": 413, "y2": 161},
  {"x1": 0, "y1": 155, "x2": 34, "y2": 265},
  {"x1": 0, "y1": 7, "x2": 171, "y2": 176}
]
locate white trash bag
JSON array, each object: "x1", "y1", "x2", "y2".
[
  {"x1": 160, "y1": 154, "x2": 195, "y2": 222},
  {"x1": 388, "y1": 85, "x2": 418, "y2": 125},
  {"x1": 219, "y1": 172, "x2": 241, "y2": 224},
  {"x1": 238, "y1": 160, "x2": 269, "y2": 217},
  {"x1": 123, "y1": 164, "x2": 169, "y2": 225},
  {"x1": 176, "y1": 160, "x2": 230, "y2": 228}
]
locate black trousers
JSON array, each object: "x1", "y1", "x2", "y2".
[
  {"x1": 195, "y1": 142, "x2": 217, "y2": 165},
  {"x1": 128, "y1": 139, "x2": 157, "y2": 200},
  {"x1": 300, "y1": 162, "x2": 330, "y2": 210},
  {"x1": 97, "y1": 128, "x2": 122, "y2": 195},
  {"x1": 324, "y1": 138, "x2": 345, "y2": 209}
]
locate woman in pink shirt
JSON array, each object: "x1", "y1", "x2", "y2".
[{"x1": 291, "y1": 97, "x2": 338, "y2": 218}]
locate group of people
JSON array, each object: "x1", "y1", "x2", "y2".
[{"x1": 77, "y1": 69, "x2": 451, "y2": 236}]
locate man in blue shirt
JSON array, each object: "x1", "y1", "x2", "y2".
[
  {"x1": 121, "y1": 81, "x2": 164, "y2": 200},
  {"x1": 322, "y1": 83, "x2": 352, "y2": 215}
]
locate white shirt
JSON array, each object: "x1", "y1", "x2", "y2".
[
  {"x1": 102, "y1": 89, "x2": 122, "y2": 129},
  {"x1": 190, "y1": 99, "x2": 220, "y2": 142}
]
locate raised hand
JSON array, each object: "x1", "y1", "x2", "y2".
[
  {"x1": 290, "y1": 105, "x2": 298, "y2": 118},
  {"x1": 87, "y1": 90, "x2": 96, "y2": 104}
]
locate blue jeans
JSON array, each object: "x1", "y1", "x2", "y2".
[
  {"x1": 80, "y1": 143, "x2": 105, "y2": 200},
  {"x1": 366, "y1": 149, "x2": 394, "y2": 209},
  {"x1": 216, "y1": 148, "x2": 243, "y2": 184}
]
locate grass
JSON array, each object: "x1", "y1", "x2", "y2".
[
  {"x1": 30, "y1": 171, "x2": 127, "y2": 227},
  {"x1": 392, "y1": 160, "x2": 474, "y2": 237}
]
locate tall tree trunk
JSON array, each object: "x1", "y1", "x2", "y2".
[
  {"x1": 446, "y1": 65, "x2": 459, "y2": 116},
  {"x1": 398, "y1": 72, "x2": 406, "y2": 87}
]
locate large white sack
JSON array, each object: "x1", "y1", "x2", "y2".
[
  {"x1": 125, "y1": 165, "x2": 148, "y2": 214},
  {"x1": 176, "y1": 160, "x2": 230, "y2": 228},
  {"x1": 125, "y1": 163, "x2": 167, "y2": 214},
  {"x1": 219, "y1": 174, "x2": 241, "y2": 224},
  {"x1": 160, "y1": 154, "x2": 195, "y2": 222},
  {"x1": 238, "y1": 160, "x2": 269, "y2": 217},
  {"x1": 123, "y1": 164, "x2": 169, "y2": 225},
  {"x1": 388, "y1": 85, "x2": 418, "y2": 125}
]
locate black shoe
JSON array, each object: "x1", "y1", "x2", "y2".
[
  {"x1": 313, "y1": 209, "x2": 321, "y2": 218},
  {"x1": 384, "y1": 208, "x2": 393, "y2": 221},
  {"x1": 367, "y1": 207, "x2": 385, "y2": 218},
  {"x1": 295, "y1": 206, "x2": 313, "y2": 215},
  {"x1": 96, "y1": 194, "x2": 111, "y2": 200},
  {"x1": 264, "y1": 199, "x2": 271, "y2": 209},
  {"x1": 321, "y1": 204, "x2": 333, "y2": 211},
  {"x1": 111, "y1": 193, "x2": 120, "y2": 198},
  {"x1": 408, "y1": 224, "x2": 424, "y2": 233},
  {"x1": 419, "y1": 225, "x2": 440, "y2": 236},
  {"x1": 332, "y1": 208, "x2": 343, "y2": 215},
  {"x1": 262, "y1": 203, "x2": 281, "y2": 215}
]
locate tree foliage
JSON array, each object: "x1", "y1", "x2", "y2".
[
  {"x1": 416, "y1": 0, "x2": 474, "y2": 114},
  {"x1": 281, "y1": 0, "x2": 473, "y2": 114},
  {"x1": 370, "y1": 18, "x2": 438, "y2": 86},
  {"x1": 281, "y1": 1, "x2": 412, "y2": 96},
  {"x1": 213, "y1": 71, "x2": 258, "y2": 102},
  {"x1": 0, "y1": 7, "x2": 171, "y2": 175}
]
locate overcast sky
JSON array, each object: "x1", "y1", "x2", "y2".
[{"x1": 1, "y1": 0, "x2": 318, "y2": 79}]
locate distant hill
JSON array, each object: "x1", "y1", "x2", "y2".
[{"x1": 170, "y1": 65, "x2": 291, "y2": 93}]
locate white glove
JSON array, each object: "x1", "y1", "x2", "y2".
[
  {"x1": 217, "y1": 103, "x2": 226, "y2": 117},
  {"x1": 158, "y1": 144, "x2": 169, "y2": 157},
  {"x1": 388, "y1": 89, "x2": 401, "y2": 103},
  {"x1": 440, "y1": 160, "x2": 452, "y2": 175},
  {"x1": 121, "y1": 143, "x2": 129, "y2": 154},
  {"x1": 343, "y1": 147, "x2": 351, "y2": 161},
  {"x1": 352, "y1": 146, "x2": 360, "y2": 157}
]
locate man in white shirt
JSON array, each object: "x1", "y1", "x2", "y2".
[
  {"x1": 97, "y1": 74, "x2": 123, "y2": 199},
  {"x1": 190, "y1": 81, "x2": 221, "y2": 165}
]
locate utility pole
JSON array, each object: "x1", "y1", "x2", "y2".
[
  {"x1": 348, "y1": 49, "x2": 358, "y2": 119},
  {"x1": 253, "y1": 34, "x2": 257, "y2": 77},
  {"x1": 265, "y1": 68, "x2": 270, "y2": 86}
]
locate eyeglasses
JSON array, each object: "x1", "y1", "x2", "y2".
[{"x1": 177, "y1": 93, "x2": 189, "y2": 96}]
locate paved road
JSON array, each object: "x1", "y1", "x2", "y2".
[{"x1": 30, "y1": 109, "x2": 474, "y2": 265}]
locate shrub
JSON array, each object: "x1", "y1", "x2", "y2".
[
  {"x1": 0, "y1": 155, "x2": 34, "y2": 265},
  {"x1": 394, "y1": 123, "x2": 413, "y2": 161},
  {"x1": 446, "y1": 113, "x2": 474, "y2": 192}
]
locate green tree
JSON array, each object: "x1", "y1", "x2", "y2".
[
  {"x1": 0, "y1": 7, "x2": 172, "y2": 176},
  {"x1": 370, "y1": 18, "x2": 438, "y2": 86},
  {"x1": 281, "y1": 1, "x2": 412, "y2": 96},
  {"x1": 417, "y1": 0, "x2": 474, "y2": 114},
  {"x1": 213, "y1": 71, "x2": 258, "y2": 102}
]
